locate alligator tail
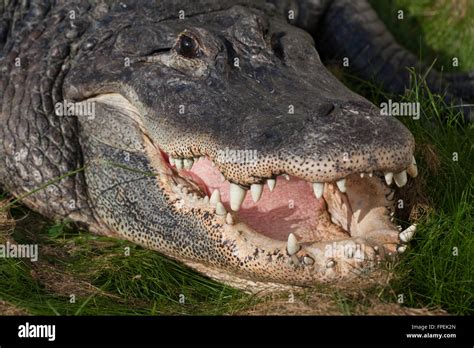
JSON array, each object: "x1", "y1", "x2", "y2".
[{"x1": 313, "y1": 0, "x2": 473, "y2": 122}]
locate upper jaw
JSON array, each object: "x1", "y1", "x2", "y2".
[
  {"x1": 161, "y1": 130, "x2": 416, "y2": 195},
  {"x1": 150, "y1": 100, "x2": 416, "y2": 187}
]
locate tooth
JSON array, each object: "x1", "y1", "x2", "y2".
[
  {"x1": 394, "y1": 170, "x2": 407, "y2": 187},
  {"x1": 397, "y1": 245, "x2": 407, "y2": 253},
  {"x1": 326, "y1": 260, "x2": 335, "y2": 268},
  {"x1": 384, "y1": 172, "x2": 393, "y2": 185},
  {"x1": 250, "y1": 184, "x2": 263, "y2": 203},
  {"x1": 390, "y1": 211, "x2": 395, "y2": 217},
  {"x1": 345, "y1": 246, "x2": 354, "y2": 258},
  {"x1": 312, "y1": 182, "x2": 324, "y2": 199},
  {"x1": 386, "y1": 191, "x2": 395, "y2": 201},
  {"x1": 303, "y1": 256, "x2": 314, "y2": 265},
  {"x1": 267, "y1": 179, "x2": 276, "y2": 192},
  {"x1": 407, "y1": 156, "x2": 418, "y2": 178},
  {"x1": 183, "y1": 158, "x2": 194, "y2": 169},
  {"x1": 202, "y1": 196, "x2": 209, "y2": 204},
  {"x1": 216, "y1": 202, "x2": 227, "y2": 215},
  {"x1": 230, "y1": 183, "x2": 246, "y2": 211},
  {"x1": 286, "y1": 233, "x2": 300, "y2": 255},
  {"x1": 169, "y1": 157, "x2": 175, "y2": 166},
  {"x1": 368, "y1": 172, "x2": 373, "y2": 177},
  {"x1": 399, "y1": 224, "x2": 416, "y2": 243},
  {"x1": 175, "y1": 158, "x2": 184, "y2": 170},
  {"x1": 282, "y1": 174, "x2": 290, "y2": 181},
  {"x1": 336, "y1": 178, "x2": 346, "y2": 193},
  {"x1": 360, "y1": 173, "x2": 365, "y2": 178},
  {"x1": 210, "y1": 189, "x2": 221, "y2": 206},
  {"x1": 225, "y1": 213, "x2": 234, "y2": 225},
  {"x1": 354, "y1": 248, "x2": 364, "y2": 259}
]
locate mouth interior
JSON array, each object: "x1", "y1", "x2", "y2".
[
  {"x1": 150, "y1": 142, "x2": 412, "y2": 252},
  {"x1": 185, "y1": 158, "x2": 350, "y2": 242}
]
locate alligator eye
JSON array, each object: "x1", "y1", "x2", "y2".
[{"x1": 177, "y1": 35, "x2": 199, "y2": 58}]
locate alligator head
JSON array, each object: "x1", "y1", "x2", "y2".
[{"x1": 64, "y1": 4, "x2": 417, "y2": 291}]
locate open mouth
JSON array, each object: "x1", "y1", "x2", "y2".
[
  {"x1": 143, "y1": 136, "x2": 418, "y2": 267},
  {"x1": 88, "y1": 92, "x2": 418, "y2": 285}
]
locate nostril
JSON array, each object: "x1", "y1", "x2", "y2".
[
  {"x1": 262, "y1": 129, "x2": 281, "y2": 142},
  {"x1": 271, "y1": 32, "x2": 286, "y2": 60},
  {"x1": 307, "y1": 103, "x2": 336, "y2": 121},
  {"x1": 222, "y1": 37, "x2": 237, "y2": 66},
  {"x1": 323, "y1": 103, "x2": 336, "y2": 116}
]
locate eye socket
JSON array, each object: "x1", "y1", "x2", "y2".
[{"x1": 176, "y1": 34, "x2": 199, "y2": 58}]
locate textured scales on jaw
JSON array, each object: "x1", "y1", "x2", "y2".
[{"x1": 165, "y1": 146, "x2": 415, "y2": 187}]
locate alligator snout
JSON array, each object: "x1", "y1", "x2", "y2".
[{"x1": 154, "y1": 92, "x2": 414, "y2": 188}]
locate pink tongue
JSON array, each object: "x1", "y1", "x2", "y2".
[{"x1": 188, "y1": 158, "x2": 327, "y2": 241}]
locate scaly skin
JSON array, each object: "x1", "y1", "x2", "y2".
[{"x1": 0, "y1": 0, "x2": 471, "y2": 291}]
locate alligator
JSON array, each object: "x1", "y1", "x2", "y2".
[{"x1": 0, "y1": 0, "x2": 472, "y2": 291}]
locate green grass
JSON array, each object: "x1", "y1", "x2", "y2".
[
  {"x1": 0, "y1": 208, "x2": 257, "y2": 315},
  {"x1": 370, "y1": 0, "x2": 474, "y2": 71},
  {"x1": 0, "y1": 1, "x2": 473, "y2": 316},
  {"x1": 384, "y1": 76, "x2": 473, "y2": 314}
]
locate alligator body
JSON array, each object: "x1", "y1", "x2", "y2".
[{"x1": 0, "y1": 0, "x2": 472, "y2": 291}]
